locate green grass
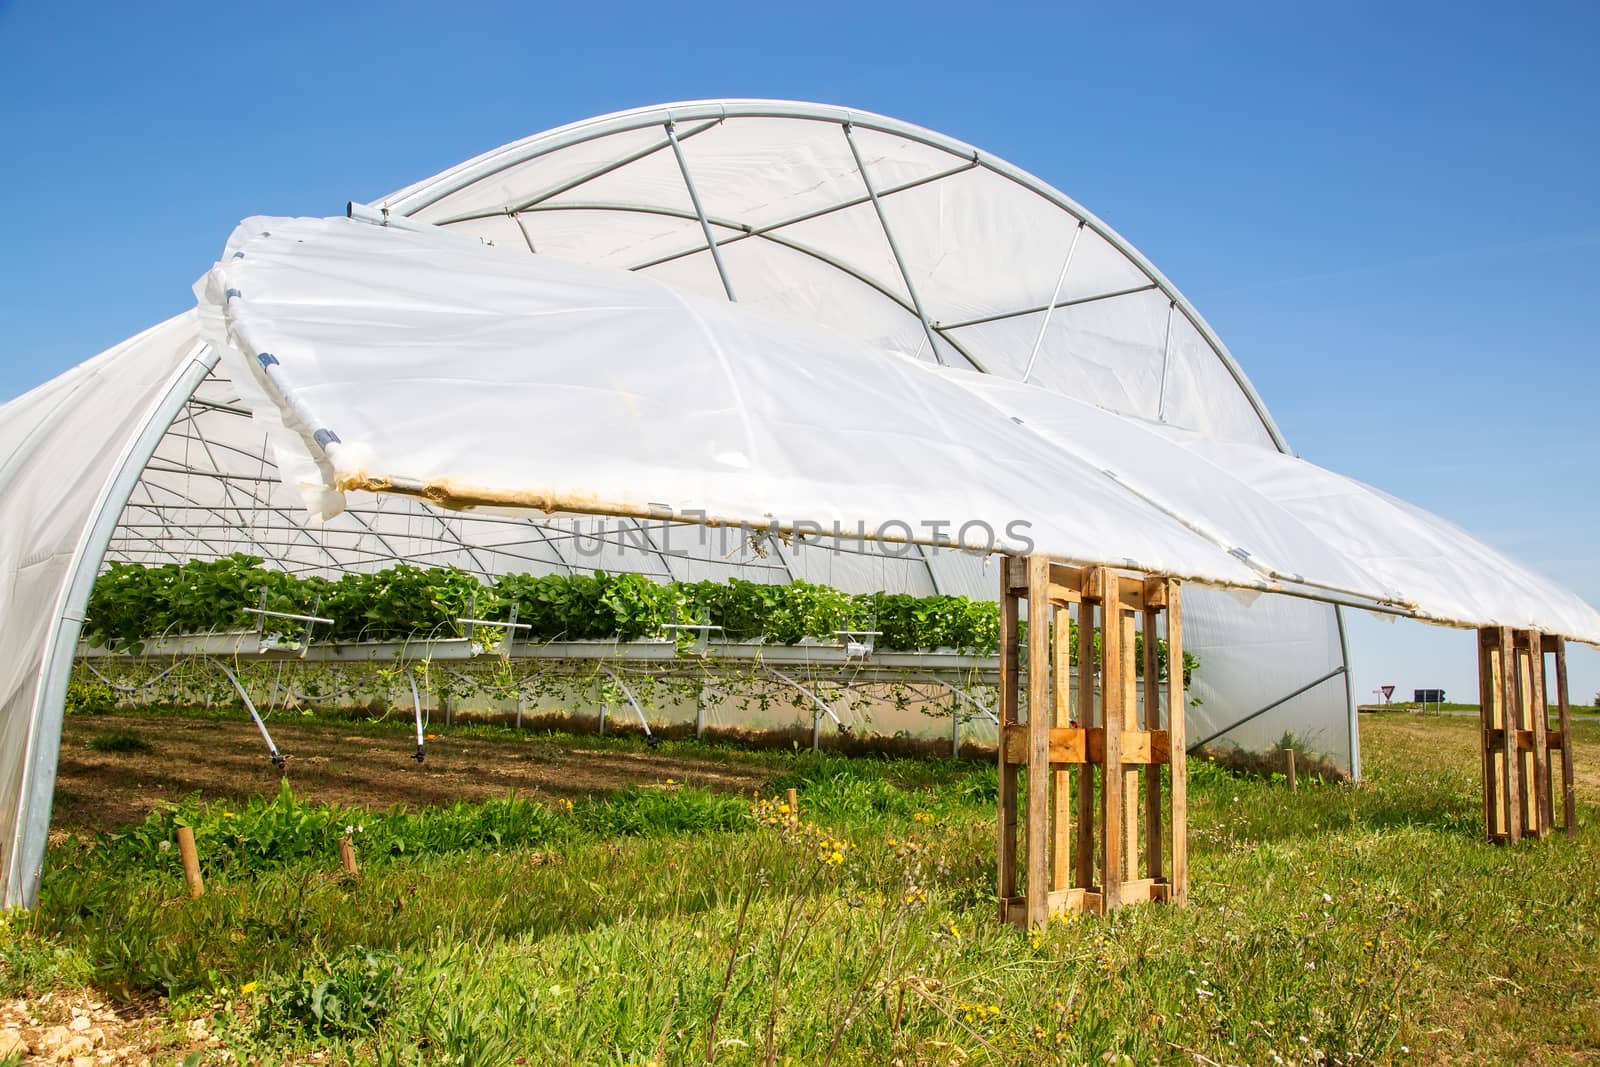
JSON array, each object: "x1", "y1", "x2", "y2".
[
  {"x1": 83, "y1": 730, "x2": 154, "y2": 754},
  {"x1": 4, "y1": 712, "x2": 1598, "y2": 1065}
]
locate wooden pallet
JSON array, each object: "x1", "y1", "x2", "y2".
[
  {"x1": 1476, "y1": 627, "x2": 1576, "y2": 843},
  {"x1": 996, "y1": 555, "x2": 1187, "y2": 928}
]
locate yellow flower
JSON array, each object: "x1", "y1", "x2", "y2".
[{"x1": 241, "y1": 981, "x2": 258, "y2": 995}]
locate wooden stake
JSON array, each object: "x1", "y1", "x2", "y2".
[
  {"x1": 1528, "y1": 632, "x2": 1550, "y2": 836},
  {"x1": 176, "y1": 826, "x2": 204, "y2": 899},
  {"x1": 1099, "y1": 568, "x2": 1124, "y2": 911},
  {"x1": 1143, "y1": 604, "x2": 1162, "y2": 881},
  {"x1": 1052, "y1": 606, "x2": 1073, "y2": 892},
  {"x1": 1515, "y1": 637, "x2": 1537, "y2": 836},
  {"x1": 1551, "y1": 636, "x2": 1576, "y2": 838},
  {"x1": 785, "y1": 787, "x2": 799, "y2": 818},
  {"x1": 1285, "y1": 748, "x2": 1297, "y2": 792},
  {"x1": 338, "y1": 833, "x2": 359, "y2": 877},
  {"x1": 1476, "y1": 628, "x2": 1503, "y2": 841},
  {"x1": 1074, "y1": 596, "x2": 1096, "y2": 891},
  {"x1": 1119, "y1": 604, "x2": 1139, "y2": 882},
  {"x1": 1497, "y1": 627, "x2": 1523, "y2": 843},
  {"x1": 997, "y1": 562, "x2": 1021, "y2": 918},
  {"x1": 1167, "y1": 582, "x2": 1187, "y2": 908},
  {"x1": 1026, "y1": 555, "x2": 1053, "y2": 929}
]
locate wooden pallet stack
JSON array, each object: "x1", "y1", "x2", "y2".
[
  {"x1": 1476, "y1": 628, "x2": 1577, "y2": 843},
  {"x1": 996, "y1": 555, "x2": 1187, "y2": 928}
]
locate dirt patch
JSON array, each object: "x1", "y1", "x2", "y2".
[
  {"x1": 53, "y1": 715, "x2": 774, "y2": 835},
  {"x1": 0, "y1": 990, "x2": 158, "y2": 1065}
]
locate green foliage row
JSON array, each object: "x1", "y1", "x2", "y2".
[
  {"x1": 79, "y1": 779, "x2": 750, "y2": 882},
  {"x1": 82, "y1": 554, "x2": 1195, "y2": 678}
]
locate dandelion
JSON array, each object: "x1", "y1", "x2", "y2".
[{"x1": 240, "y1": 981, "x2": 258, "y2": 995}]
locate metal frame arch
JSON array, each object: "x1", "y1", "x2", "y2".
[
  {"x1": 6, "y1": 342, "x2": 222, "y2": 907},
  {"x1": 373, "y1": 98, "x2": 1290, "y2": 454}
]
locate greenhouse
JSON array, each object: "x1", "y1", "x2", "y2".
[{"x1": 2, "y1": 99, "x2": 1596, "y2": 910}]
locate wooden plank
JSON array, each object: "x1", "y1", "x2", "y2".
[
  {"x1": 1074, "y1": 597, "x2": 1096, "y2": 890},
  {"x1": 1048, "y1": 561, "x2": 1087, "y2": 593},
  {"x1": 1005, "y1": 555, "x2": 1030, "y2": 594},
  {"x1": 1482, "y1": 728, "x2": 1538, "y2": 752},
  {"x1": 1115, "y1": 876, "x2": 1161, "y2": 902},
  {"x1": 1025, "y1": 555, "x2": 1053, "y2": 929},
  {"x1": 1083, "y1": 567, "x2": 1109, "y2": 601},
  {"x1": 1167, "y1": 582, "x2": 1187, "y2": 907},
  {"x1": 1044, "y1": 886, "x2": 1104, "y2": 916},
  {"x1": 1052, "y1": 607, "x2": 1073, "y2": 892},
  {"x1": 1515, "y1": 638, "x2": 1536, "y2": 837},
  {"x1": 1046, "y1": 582, "x2": 1081, "y2": 606},
  {"x1": 1119, "y1": 605, "x2": 1139, "y2": 882},
  {"x1": 1100, "y1": 568, "x2": 1124, "y2": 910},
  {"x1": 1477, "y1": 628, "x2": 1503, "y2": 841},
  {"x1": 1002, "y1": 725, "x2": 1167, "y2": 766},
  {"x1": 1497, "y1": 627, "x2": 1523, "y2": 843},
  {"x1": 1142, "y1": 576, "x2": 1169, "y2": 609},
  {"x1": 1143, "y1": 603, "x2": 1163, "y2": 881},
  {"x1": 1003, "y1": 888, "x2": 1105, "y2": 927},
  {"x1": 1552, "y1": 636, "x2": 1576, "y2": 838},
  {"x1": 997, "y1": 565, "x2": 1020, "y2": 916},
  {"x1": 1116, "y1": 574, "x2": 1146, "y2": 610},
  {"x1": 1528, "y1": 632, "x2": 1551, "y2": 836}
]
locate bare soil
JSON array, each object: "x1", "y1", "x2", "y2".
[{"x1": 53, "y1": 714, "x2": 774, "y2": 834}]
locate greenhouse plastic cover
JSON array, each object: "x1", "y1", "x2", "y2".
[
  {"x1": 3, "y1": 100, "x2": 1597, "y2": 907},
  {"x1": 197, "y1": 214, "x2": 1600, "y2": 644}
]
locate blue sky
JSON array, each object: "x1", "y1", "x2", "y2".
[{"x1": 2, "y1": 1, "x2": 1597, "y2": 703}]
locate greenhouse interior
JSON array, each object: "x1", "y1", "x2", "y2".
[{"x1": 2, "y1": 99, "x2": 1596, "y2": 909}]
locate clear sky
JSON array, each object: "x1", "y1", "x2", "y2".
[{"x1": 2, "y1": 1, "x2": 1597, "y2": 704}]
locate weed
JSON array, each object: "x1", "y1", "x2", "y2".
[{"x1": 85, "y1": 731, "x2": 152, "y2": 754}]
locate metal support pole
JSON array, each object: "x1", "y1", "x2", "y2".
[
  {"x1": 601, "y1": 667, "x2": 657, "y2": 747},
  {"x1": 1155, "y1": 300, "x2": 1178, "y2": 422},
  {"x1": 408, "y1": 671, "x2": 426, "y2": 762},
  {"x1": 665, "y1": 120, "x2": 738, "y2": 303},
  {"x1": 1021, "y1": 221, "x2": 1084, "y2": 383},
  {"x1": 842, "y1": 122, "x2": 946, "y2": 365},
  {"x1": 213, "y1": 661, "x2": 286, "y2": 768}
]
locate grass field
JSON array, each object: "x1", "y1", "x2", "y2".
[{"x1": 1, "y1": 708, "x2": 1597, "y2": 1065}]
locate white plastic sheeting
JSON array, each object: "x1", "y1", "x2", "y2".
[
  {"x1": 3, "y1": 99, "x2": 1590, "y2": 908},
  {"x1": 196, "y1": 214, "x2": 1600, "y2": 647},
  {"x1": 0, "y1": 317, "x2": 217, "y2": 903}
]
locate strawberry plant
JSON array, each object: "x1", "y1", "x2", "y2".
[{"x1": 80, "y1": 562, "x2": 1196, "y2": 678}]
